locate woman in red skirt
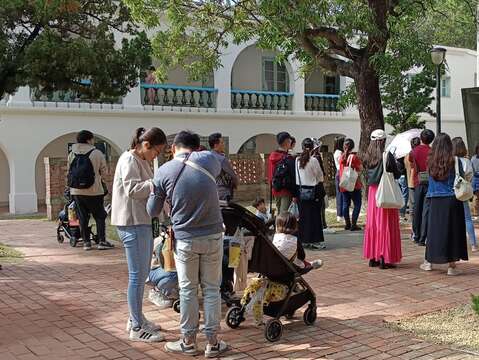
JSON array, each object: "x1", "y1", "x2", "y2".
[{"x1": 363, "y1": 129, "x2": 402, "y2": 269}]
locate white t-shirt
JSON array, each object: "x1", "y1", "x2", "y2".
[
  {"x1": 272, "y1": 233, "x2": 304, "y2": 268},
  {"x1": 295, "y1": 157, "x2": 324, "y2": 186},
  {"x1": 333, "y1": 150, "x2": 342, "y2": 170}
]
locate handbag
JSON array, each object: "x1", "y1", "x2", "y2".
[
  {"x1": 288, "y1": 201, "x2": 299, "y2": 218},
  {"x1": 376, "y1": 152, "x2": 404, "y2": 209},
  {"x1": 296, "y1": 159, "x2": 316, "y2": 201},
  {"x1": 454, "y1": 157, "x2": 473, "y2": 201},
  {"x1": 339, "y1": 155, "x2": 359, "y2": 192}
]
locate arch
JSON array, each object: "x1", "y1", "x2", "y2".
[
  {"x1": 237, "y1": 133, "x2": 277, "y2": 155},
  {"x1": 0, "y1": 143, "x2": 11, "y2": 213},
  {"x1": 231, "y1": 43, "x2": 294, "y2": 93},
  {"x1": 34, "y1": 132, "x2": 122, "y2": 206},
  {"x1": 319, "y1": 133, "x2": 347, "y2": 153}
]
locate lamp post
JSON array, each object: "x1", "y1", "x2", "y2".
[{"x1": 431, "y1": 47, "x2": 447, "y2": 135}]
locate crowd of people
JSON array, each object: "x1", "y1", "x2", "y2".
[{"x1": 64, "y1": 125, "x2": 477, "y2": 358}]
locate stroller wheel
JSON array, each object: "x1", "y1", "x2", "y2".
[
  {"x1": 264, "y1": 319, "x2": 283, "y2": 342},
  {"x1": 303, "y1": 306, "x2": 317, "y2": 326},
  {"x1": 172, "y1": 299, "x2": 180, "y2": 313},
  {"x1": 225, "y1": 306, "x2": 244, "y2": 329},
  {"x1": 57, "y1": 234, "x2": 64, "y2": 244},
  {"x1": 70, "y1": 237, "x2": 78, "y2": 248}
]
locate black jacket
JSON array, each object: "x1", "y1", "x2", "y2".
[{"x1": 367, "y1": 152, "x2": 401, "y2": 185}]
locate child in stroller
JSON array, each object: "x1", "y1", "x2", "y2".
[
  {"x1": 222, "y1": 203, "x2": 318, "y2": 342},
  {"x1": 56, "y1": 188, "x2": 111, "y2": 248}
]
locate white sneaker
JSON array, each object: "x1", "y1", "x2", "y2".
[
  {"x1": 336, "y1": 216, "x2": 344, "y2": 222},
  {"x1": 148, "y1": 289, "x2": 173, "y2": 309},
  {"x1": 205, "y1": 340, "x2": 229, "y2": 358},
  {"x1": 472, "y1": 245, "x2": 478, "y2": 252},
  {"x1": 129, "y1": 327, "x2": 164, "y2": 343},
  {"x1": 447, "y1": 267, "x2": 461, "y2": 276},
  {"x1": 420, "y1": 261, "x2": 432, "y2": 271},
  {"x1": 323, "y1": 228, "x2": 336, "y2": 234},
  {"x1": 311, "y1": 259, "x2": 323, "y2": 269},
  {"x1": 126, "y1": 314, "x2": 162, "y2": 333}
]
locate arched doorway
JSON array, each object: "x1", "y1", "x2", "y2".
[
  {"x1": 319, "y1": 133, "x2": 347, "y2": 153},
  {"x1": 0, "y1": 145, "x2": 10, "y2": 214},
  {"x1": 35, "y1": 133, "x2": 121, "y2": 207},
  {"x1": 238, "y1": 134, "x2": 277, "y2": 154}
]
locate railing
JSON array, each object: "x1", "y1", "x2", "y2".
[
  {"x1": 305, "y1": 94, "x2": 340, "y2": 112},
  {"x1": 141, "y1": 84, "x2": 217, "y2": 109},
  {"x1": 231, "y1": 90, "x2": 293, "y2": 111}
]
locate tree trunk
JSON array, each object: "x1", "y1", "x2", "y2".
[{"x1": 355, "y1": 63, "x2": 385, "y2": 156}]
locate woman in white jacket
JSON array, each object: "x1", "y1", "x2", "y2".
[{"x1": 295, "y1": 138, "x2": 325, "y2": 250}]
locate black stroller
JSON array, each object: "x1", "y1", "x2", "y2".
[
  {"x1": 56, "y1": 189, "x2": 106, "y2": 247},
  {"x1": 222, "y1": 202, "x2": 317, "y2": 342}
]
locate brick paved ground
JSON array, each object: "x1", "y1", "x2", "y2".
[{"x1": 1, "y1": 219, "x2": 479, "y2": 360}]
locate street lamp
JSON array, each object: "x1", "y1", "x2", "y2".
[{"x1": 431, "y1": 47, "x2": 447, "y2": 135}]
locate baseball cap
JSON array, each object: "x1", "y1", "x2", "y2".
[{"x1": 370, "y1": 129, "x2": 386, "y2": 141}]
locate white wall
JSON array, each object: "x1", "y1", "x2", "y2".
[
  {"x1": 231, "y1": 46, "x2": 290, "y2": 91},
  {"x1": 0, "y1": 147, "x2": 10, "y2": 206}
]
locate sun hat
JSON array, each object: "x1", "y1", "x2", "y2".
[{"x1": 370, "y1": 129, "x2": 387, "y2": 141}]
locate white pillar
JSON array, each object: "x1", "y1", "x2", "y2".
[
  {"x1": 123, "y1": 81, "x2": 143, "y2": 111},
  {"x1": 8, "y1": 150, "x2": 38, "y2": 214},
  {"x1": 214, "y1": 65, "x2": 232, "y2": 111},
  {"x1": 6, "y1": 86, "x2": 31, "y2": 107},
  {"x1": 290, "y1": 60, "x2": 305, "y2": 113}
]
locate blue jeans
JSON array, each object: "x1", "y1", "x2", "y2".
[
  {"x1": 341, "y1": 189, "x2": 362, "y2": 225},
  {"x1": 117, "y1": 225, "x2": 153, "y2": 329},
  {"x1": 148, "y1": 267, "x2": 178, "y2": 299},
  {"x1": 175, "y1": 233, "x2": 223, "y2": 340},
  {"x1": 398, "y1": 175, "x2": 409, "y2": 217},
  {"x1": 464, "y1": 202, "x2": 477, "y2": 246},
  {"x1": 335, "y1": 172, "x2": 343, "y2": 217}
]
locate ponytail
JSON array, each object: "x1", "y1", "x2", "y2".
[
  {"x1": 299, "y1": 138, "x2": 314, "y2": 169},
  {"x1": 342, "y1": 138, "x2": 355, "y2": 165},
  {"x1": 130, "y1": 127, "x2": 146, "y2": 150},
  {"x1": 130, "y1": 127, "x2": 167, "y2": 150}
]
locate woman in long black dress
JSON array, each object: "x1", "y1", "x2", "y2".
[
  {"x1": 420, "y1": 133, "x2": 468, "y2": 275},
  {"x1": 295, "y1": 138, "x2": 325, "y2": 250}
]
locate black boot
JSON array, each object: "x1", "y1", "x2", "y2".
[
  {"x1": 350, "y1": 223, "x2": 362, "y2": 231},
  {"x1": 344, "y1": 219, "x2": 351, "y2": 230},
  {"x1": 368, "y1": 259, "x2": 380, "y2": 267}
]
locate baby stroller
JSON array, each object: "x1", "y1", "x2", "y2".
[
  {"x1": 222, "y1": 202, "x2": 317, "y2": 342},
  {"x1": 56, "y1": 189, "x2": 107, "y2": 247}
]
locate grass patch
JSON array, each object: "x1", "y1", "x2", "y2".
[
  {"x1": 0, "y1": 243, "x2": 24, "y2": 263},
  {"x1": 391, "y1": 305, "x2": 479, "y2": 352}
]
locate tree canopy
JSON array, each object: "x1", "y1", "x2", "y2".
[
  {"x1": 0, "y1": 0, "x2": 152, "y2": 101},
  {"x1": 124, "y1": 0, "x2": 476, "y2": 151}
]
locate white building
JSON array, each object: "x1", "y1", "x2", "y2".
[{"x1": 0, "y1": 43, "x2": 475, "y2": 214}]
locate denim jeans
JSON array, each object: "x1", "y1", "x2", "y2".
[
  {"x1": 148, "y1": 267, "x2": 179, "y2": 299},
  {"x1": 175, "y1": 233, "x2": 223, "y2": 340},
  {"x1": 341, "y1": 189, "x2": 362, "y2": 225},
  {"x1": 398, "y1": 176, "x2": 409, "y2": 217},
  {"x1": 464, "y1": 202, "x2": 477, "y2": 246},
  {"x1": 335, "y1": 172, "x2": 343, "y2": 217},
  {"x1": 117, "y1": 225, "x2": 153, "y2": 329}
]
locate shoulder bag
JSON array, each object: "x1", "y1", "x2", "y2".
[
  {"x1": 454, "y1": 156, "x2": 473, "y2": 201},
  {"x1": 339, "y1": 154, "x2": 359, "y2": 192},
  {"x1": 376, "y1": 152, "x2": 404, "y2": 209}
]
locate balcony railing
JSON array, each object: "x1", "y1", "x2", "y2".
[
  {"x1": 305, "y1": 94, "x2": 340, "y2": 112},
  {"x1": 231, "y1": 90, "x2": 293, "y2": 111},
  {"x1": 141, "y1": 84, "x2": 217, "y2": 109}
]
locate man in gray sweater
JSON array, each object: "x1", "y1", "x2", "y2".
[{"x1": 146, "y1": 131, "x2": 228, "y2": 358}]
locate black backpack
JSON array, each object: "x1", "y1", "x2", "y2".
[
  {"x1": 68, "y1": 149, "x2": 96, "y2": 189},
  {"x1": 272, "y1": 155, "x2": 294, "y2": 192}
]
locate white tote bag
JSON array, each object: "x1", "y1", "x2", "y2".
[
  {"x1": 376, "y1": 152, "x2": 404, "y2": 209},
  {"x1": 339, "y1": 155, "x2": 359, "y2": 192},
  {"x1": 454, "y1": 157, "x2": 474, "y2": 201}
]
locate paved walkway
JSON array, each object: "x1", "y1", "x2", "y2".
[{"x1": 1, "y1": 219, "x2": 479, "y2": 360}]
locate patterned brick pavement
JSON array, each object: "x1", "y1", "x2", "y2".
[{"x1": 1, "y1": 219, "x2": 479, "y2": 360}]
